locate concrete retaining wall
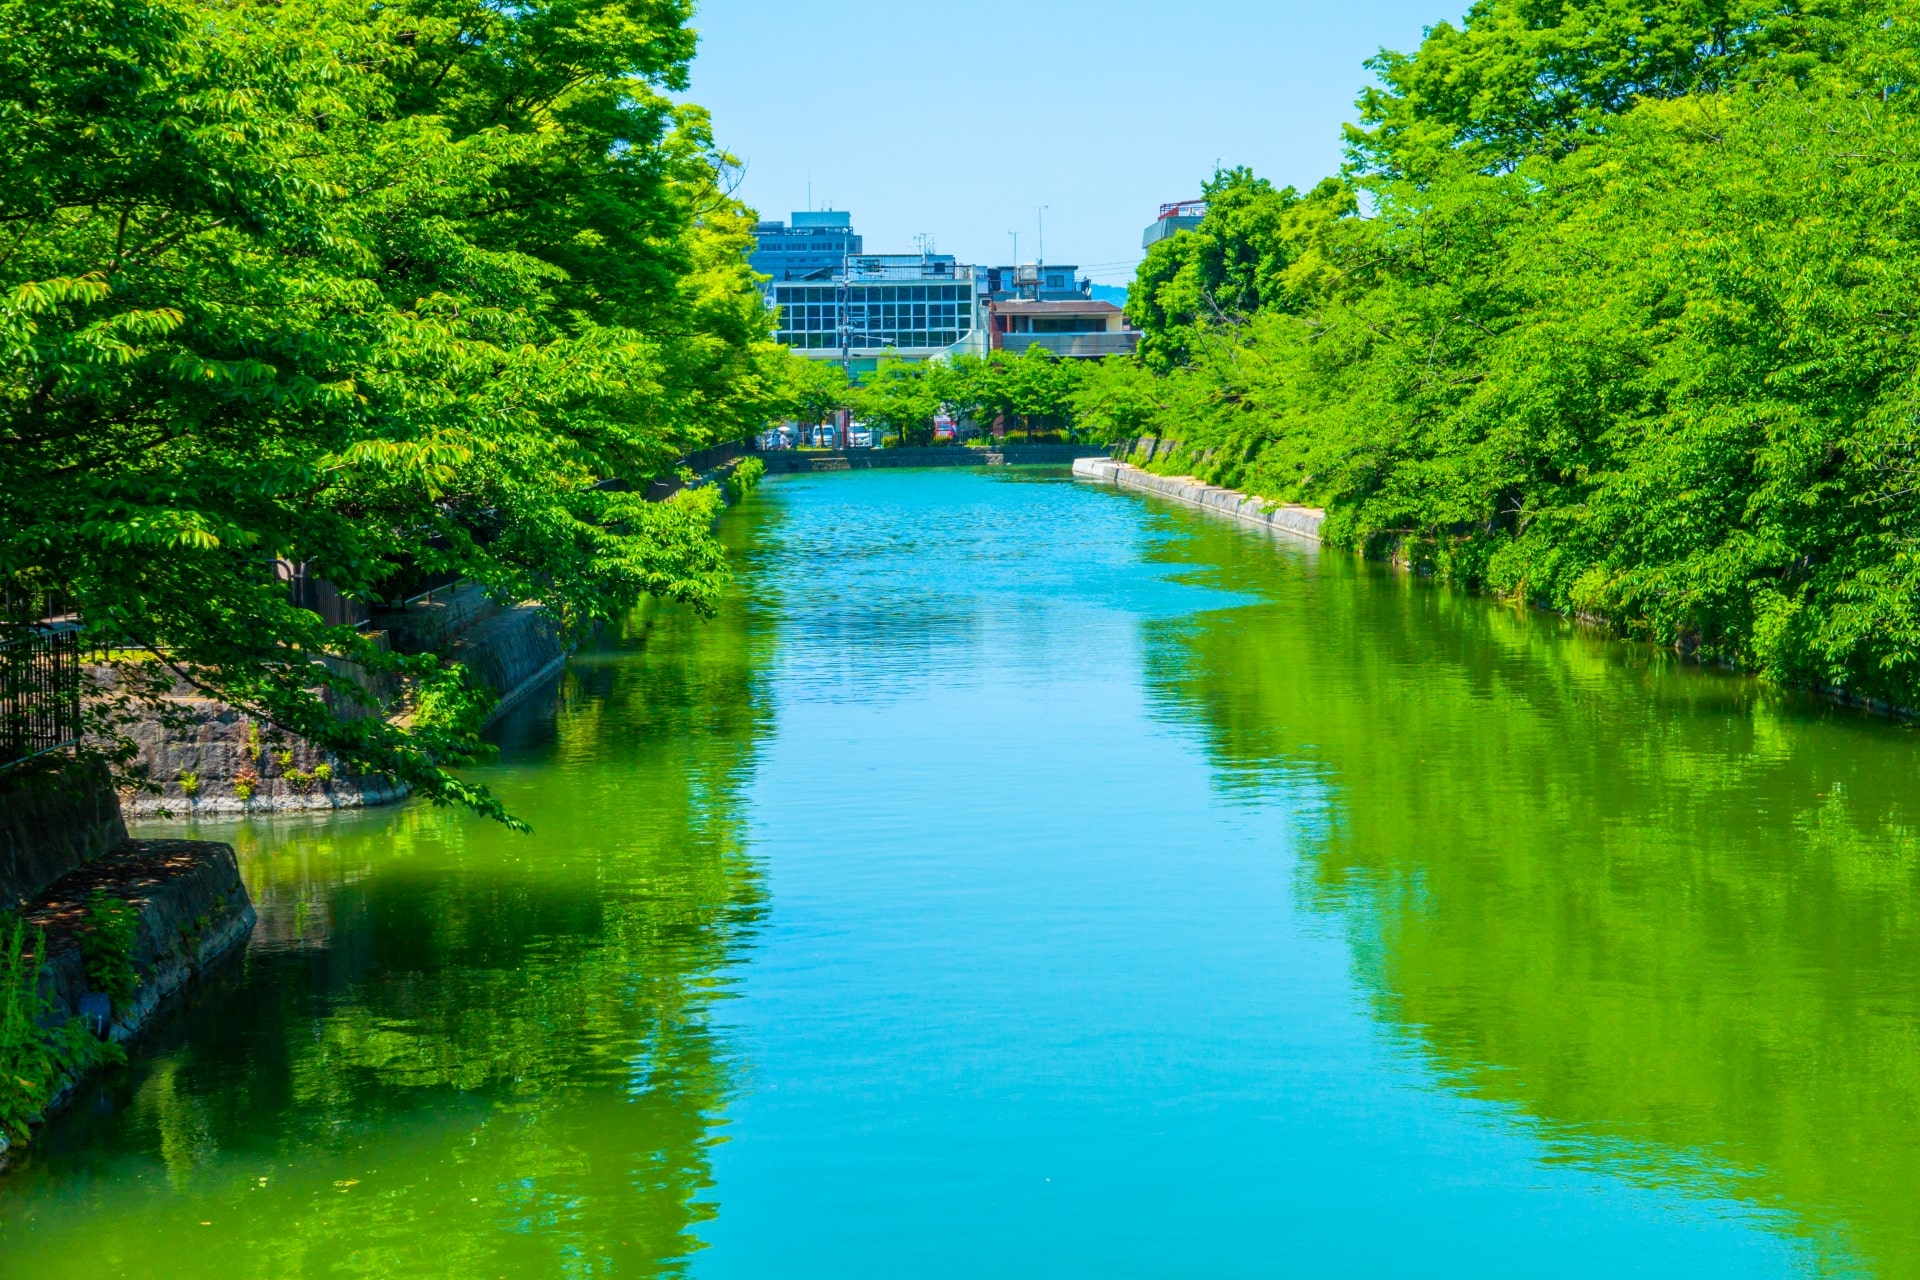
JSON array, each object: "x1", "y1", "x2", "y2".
[
  {"x1": 117, "y1": 699, "x2": 405, "y2": 817},
  {"x1": 27, "y1": 839, "x2": 255, "y2": 1044},
  {"x1": 453, "y1": 604, "x2": 567, "y2": 727},
  {"x1": 1072, "y1": 457, "x2": 1325, "y2": 543},
  {"x1": 118, "y1": 600, "x2": 564, "y2": 818}
]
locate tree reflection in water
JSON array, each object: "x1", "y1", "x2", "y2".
[
  {"x1": 1145, "y1": 510, "x2": 1920, "y2": 1278},
  {"x1": 0, "y1": 512, "x2": 778, "y2": 1279}
]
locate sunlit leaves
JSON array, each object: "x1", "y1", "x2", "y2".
[
  {"x1": 0, "y1": 0, "x2": 779, "y2": 816},
  {"x1": 1106, "y1": 0, "x2": 1920, "y2": 709}
]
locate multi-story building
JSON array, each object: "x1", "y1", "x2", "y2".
[
  {"x1": 753, "y1": 212, "x2": 1127, "y2": 367},
  {"x1": 750, "y1": 210, "x2": 863, "y2": 282},
  {"x1": 986, "y1": 298, "x2": 1138, "y2": 359},
  {"x1": 768, "y1": 253, "x2": 981, "y2": 369},
  {"x1": 1142, "y1": 198, "x2": 1206, "y2": 250}
]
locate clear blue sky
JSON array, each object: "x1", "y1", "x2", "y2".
[{"x1": 684, "y1": 0, "x2": 1462, "y2": 283}]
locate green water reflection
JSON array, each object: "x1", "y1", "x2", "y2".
[
  {"x1": 4, "y1": 473, "x2": 1919, "y2": 1277},
  {"x1": 0, "y1": 518, "x2": 773, "y2": 1277},
  {"x1": 1145, "y1": 511, "x2": 1920, "y2": 1277}
]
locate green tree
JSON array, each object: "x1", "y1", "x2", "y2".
[
  {"x1": 941, "y1": 348, "x2": 1083, "y2": 442},
  {"x1": 1126, "y1": 169, "x2": 1350, "y2": 370},
  {"x1": 0, "y1": 0, "x2": 782, "y2": 819},
  {"x1": 778, "y1": 357, "x2": 852, "y2": 436},
  {"x1": 1349, "y1": 0, "x2": 1866, "y2": 177},
  {"x1": 938, "y1": 353, "x2": 1013, "y2": 440},
  {"x1": 1005, "y1": 346, "x2": 1081, "y2": 442},
  {"x1": 854, "y1": 357, "x2": 941, "y2": 447},
  {"x1": 1070, "y1": 358, "x2": 1164, "y2": 446},
  {"x1": 1100, "y1": 0, "x2": 1920, "y2": 710}
]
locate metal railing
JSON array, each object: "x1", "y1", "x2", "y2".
[
  {"x1": 280, "y1": 561, "x2": 375, "y2": 628},
  {"x1": 0, "y1": 627, "x2": 82, "y2": 768}
]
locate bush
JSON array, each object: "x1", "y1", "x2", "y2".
[{"x1": 0, "y1": 914, "x2": 123, "y2": 1143}]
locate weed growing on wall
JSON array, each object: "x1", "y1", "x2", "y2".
[
  {"x1": 723, "y1": 457, "x2": 766, "y2": 505},
  {"x1": 79, "y1": 892, "x2": 138, "y2": 1011},
  {"x1": 0, "y1": 915, "x2": 122, "y2": 1143}
]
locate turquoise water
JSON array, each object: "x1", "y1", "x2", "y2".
[{"x1": 5, "y1": 468, "x2": 1918, "y2": 1276}]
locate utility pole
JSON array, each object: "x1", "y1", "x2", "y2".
[
  {"x1": 837, "y1": 271, "x2": 849, "y2": 435},
  {"x1": 1037, "y1": 205, "x2": 1048, "y2": 275}
]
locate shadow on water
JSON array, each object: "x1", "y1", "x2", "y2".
[
  {"x1": 0, "y1": 507, "x2": 782, "y2": 1278},
  {"x1": 1141, "y1": 501, "x2": 1920, "y2": 1278}
]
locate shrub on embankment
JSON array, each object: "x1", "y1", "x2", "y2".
[
  {"x1": 723, "y1": 456, "x2": 767, "y2": 505},
  {"x1": 1077, "y1": 0, "x2": 1920, "y2": 711},
  {"x1": 0, "y1": 914, "x2": 121, "y2": 1145}
]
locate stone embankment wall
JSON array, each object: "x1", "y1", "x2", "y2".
[
  {"x1": 27, "y1": 839, "x2": 254, "y2": 1043},
  {"x1": 0, "y1": 761, "x2": 128, "y2": 910},
  {"x1": 113, "y1": 450, "x2": 764, "y2": 818},
  {"x1": 118, "y1": 588, "x2": 564, "y2": 818},
  {"x1": 1072, "y1": 457, "x2": 1325, "y2": 543},
  {"x1": 451, "y1": 604, "x2": 567, "y2": 724},
  {"x1": 757, "y1": 444, "x2": 1106, "y2": 474},
  {"x1": 0, "y1": 764, "x2": 255, "y2": 1164}
]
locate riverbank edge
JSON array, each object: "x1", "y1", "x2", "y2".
[
  {"x1": 2, "y1": 838, "x2": 255, "y2": 1167},
  {"x1": 1071, "y1": 457, "x2": 1326, "y2": 543},
  {"x1": 119, "y1": 455, "x2": 769, "y2": 818},
  {"x1": 1073, "y1": 457, "x2": 1916, "y2": 723},
  {"x1": 117, "y1": 601, "x2": 564, "y2": 818}
]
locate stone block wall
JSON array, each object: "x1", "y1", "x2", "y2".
[{"x1": 0, "y1": 761, "x2": 127, "y2": 910}]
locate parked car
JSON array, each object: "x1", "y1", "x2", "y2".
[{"x1": 850, "y1": 429, "x2": 874, "y2": 448}]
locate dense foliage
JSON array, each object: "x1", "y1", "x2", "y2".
[
  {"x1": 1090, "y1": 0, "x2": 1920, "y2": 708},
  {"x1": 0, "y1": 0, "x2": 796, "y2": 813}
]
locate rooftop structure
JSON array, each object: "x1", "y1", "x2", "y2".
[
  {"x1": 750, "y1": 210, "x2": 863, "y2": 282},
  {"x1": 1142, "y1": 198, "x2": 1206, "y2": 250},
  {"x1": 979, "y1": 263, "x2": 1091, "y2": 303}
]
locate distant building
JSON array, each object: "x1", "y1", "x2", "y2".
[
  {"x1": 768, "y1": 252, "x2": 980, "y2": 369},
  {"x1": 987, "y1": 298, "x2": 1138, "y2": 359},
  {"x1": 750, "y1": 210, "x2": 864, "y2": 282},
  {"x1": 1142, "y1": 199, "x2": 1206, "y2": 250},
  {"x1": 753, "y1": 208, "x2": 1132, "y2": 366},
  {"x1": 978, "y1": 263, "x2": 1092, "y2": 302}
]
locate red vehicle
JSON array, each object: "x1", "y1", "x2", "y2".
[{"x1": 933, "y1": 414, "x2": 957, "y2": 442}]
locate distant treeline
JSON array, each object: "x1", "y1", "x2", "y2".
[{"x1": 1074, "y1": 0, "x2": 1920, "y2": 711}]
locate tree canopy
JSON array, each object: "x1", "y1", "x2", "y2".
[
  {"x1": 1086, "y1": 0, "x2": 1920, "y2": 710},
  {"x1": 0, "y1": 0, "x2": 796, "y2": 816}
]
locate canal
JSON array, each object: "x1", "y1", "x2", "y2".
[{"x1": 4, "y1": 468, "x2": 1918, "y2": 1277}]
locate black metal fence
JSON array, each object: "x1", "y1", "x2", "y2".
[
  {"x1": 281, "y1": 561, "x2": 374, "y2": 628},
  {"x1": 0, "y1": 628, "x2": 82, "y2": 768}
]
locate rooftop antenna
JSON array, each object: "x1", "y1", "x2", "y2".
[
  {"x1": 1037, "y1": 205, "x2": 1049, "y2": 270},
  {"x1": 1009, "y1": 231, "x2": 1018, "y2": 264},
  {"x1": 807, "y1": 175, "x2": 812, "y2": 211}
]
